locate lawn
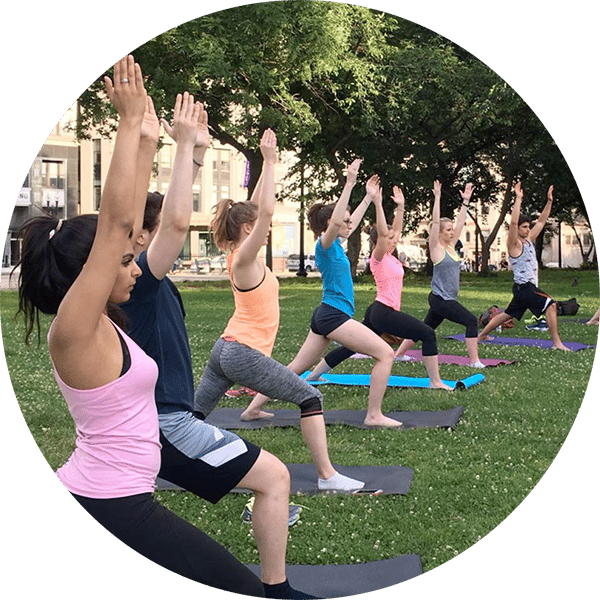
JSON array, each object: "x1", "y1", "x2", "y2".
[{"x1": 1, "y1": 268, "x2": 598, "y2": 582}]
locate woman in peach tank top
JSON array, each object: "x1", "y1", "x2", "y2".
[{"x1": 194, "y1": 130, "x2": 363, "y2": 493}]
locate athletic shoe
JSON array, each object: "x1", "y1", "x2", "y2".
[
  {"x1": 397, "y1": 354, "x2": 415, "y2": 362},
  {"x1": 225, "y1": 386, "x2": 257, "y2": 398},
  {"x1": 242, "y1": 497, "x2": 303, "y2": 527},
  {"x1": 469, "y1": 360, "x2": 486, "y2": 368},
  {"x1": 263, "y1": 579, "x2": 320, "y2": 599}
]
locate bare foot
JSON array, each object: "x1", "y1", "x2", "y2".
[
  {"x1": 363, "y1": 414, "x2": 403, "y2": 428},
  {"x1": 478, "y1": 334, "x2": 494, "y2": 342},
  {"x1": 240, "y1": 409, "x2": 275, "y2": 421},
  {"x1": 552, "y1": 343, "x2": 572, "y2": 351},
  {"x1": 429, "y1": 381, "x2": 454, "y2": 391},
  {"x1": 305, "y1": 375, "x2": 327, "y2": 382}
]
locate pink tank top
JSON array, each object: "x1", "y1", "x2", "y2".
[
  {"x1": 370, "y1": 251, "x2": 405, "y2": 311},
  {"x1": 54, "y1": 320, "x2": 161, "y2": 499}
]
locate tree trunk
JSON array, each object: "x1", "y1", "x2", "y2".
[{"x1": 347, "y1": 227, "x2": 361, "y2": 279}]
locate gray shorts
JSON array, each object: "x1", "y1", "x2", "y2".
[{"x1": 194, "y1": 337, "x2": 323, "y2": 419}]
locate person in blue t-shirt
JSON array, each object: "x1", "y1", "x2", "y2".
[{"x1": 244, "y1": 160, "x2": 400, "y2": 428}]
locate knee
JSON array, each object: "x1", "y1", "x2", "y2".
[
  {"x1": 377, "y1": 344, "x2": 395, "y2": 365},
  {"x1": 257, "y1": 452, "x2": 291, "y2": 495},
  {"x1": 465, "y1": 314, "x2": 479, "y2": 337},
  {"x1": 299, "y1": 395, "x2": 324, "y2": 417}
]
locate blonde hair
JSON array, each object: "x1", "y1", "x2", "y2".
[
  {"x1": 210, "y1": 199, "x2": 258, "y2": 250},
  {"x1": 430, "y1": 217, "x2": 453, "y2": 233}
]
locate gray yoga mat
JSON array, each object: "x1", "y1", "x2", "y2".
[
  {"x1": 245, "y1": 554, "x2": 423, "y2": 597},
  {"x1": 156, "y1": 462, "x2": 413, "y2": 495},
  {"x1": 205, "y1": 406, "x2": 464, "y2": 431}
]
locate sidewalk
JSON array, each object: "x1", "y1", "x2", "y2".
[{"x1": 1, "y1": 266, "x2": 319, "y2": 291}]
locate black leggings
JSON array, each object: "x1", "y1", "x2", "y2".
[
  {"x1": 324, "y1": 301, "x2": 438, "y2": 369},
  {"x1": 424, "y1": 292, "x2": 478, "y2": 338},
  {"x1": 73, "y1": 492, "x2": 265, "y2": 597}
]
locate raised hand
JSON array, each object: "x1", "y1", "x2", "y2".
[
  {"x1": 195, "y1": 104, "x2": 210, "y2": 150},
  {"x1": 514, "y1": 181, "x2": 523, "y2": 199},
  {"x1": 140, "y1": 96, "x2": 160, "y2": 144},
  {"x1": 547, "y1": 184, "x2": 554, "y2": 202},
  {"x1": 104, "y1": 55, "x2": 146, "y2": 121},
  {"x1": 460, "y1": 183, "x2": 474, "y2": 203},
  {"x1": 345, "y1": 158, "x2": 362, "y2": 185},
  {"x1": 391, "y1": 185, "x2": 405, "y2": 209},
  {"x1": 366, "y1": 174, "x2": 381, "y2": 200},
  {"x1": 260, "y1": 128, "x2": 278, "y2": 164},
  {"x1": 160, "y1": 92, "x2": 201, "y2": 146},
  {"x1": 433, "y1": 179, "x2": 442, "y2": 199}
]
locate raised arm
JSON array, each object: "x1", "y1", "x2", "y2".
[
  {"x1": 428, "y1": 180, "x2": 444, "y2": 263},
  {"x1": 320, "y1": 158, "x2": 361, "y2": 250},
  {"x1": 529, "y1": 185, "x2": 554, "y2": 242},
  {"x1": 454, "y1": 183, "x2": 474, "y2": 240},
  {"x1": 233, "y1": 128, "x2": 278, "y2": 274},
  {"x1": 132, "y1": 96, "x2": 160, "y2": 238},
  {"x1": 390, "y1": 185, "x2": 405, "y2": 245},
  {"x1": 507, "y1": 181, "x2": 524, "y2": 255},
  {"x1": 145, "y1": 92, "x2": 203, "y2": 280},
  {"x1": 51, "y1": 56, "x2": 147, "y2": 346},
  {"x1": 371, "y1": 177, "x2": 389, "y2": 262},
  {"x1": 348, "y1": 171, "x2": 374, "y2": 235}
]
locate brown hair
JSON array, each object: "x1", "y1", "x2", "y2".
[
  {"x1": 307, "y1": 203, "x2": 336, "y2": 238},
  {"x1": 210, "y1": 199, "x2": 259, "y2": 250}
]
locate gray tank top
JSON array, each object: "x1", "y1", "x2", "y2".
[
  {"x1": 431, "y1": 248, "x2": 461, "y2": 301},
  {"x1": 509, "y1": 239, "x2": 538, "y2": 285}
]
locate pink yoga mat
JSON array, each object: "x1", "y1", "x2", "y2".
[{"x1": 351, "y1": 350, "x2": 514, "y2": 367}]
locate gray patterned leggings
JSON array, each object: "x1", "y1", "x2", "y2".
[{"x1": 194, "y1": 337, "x2": 323, "y2": 419}]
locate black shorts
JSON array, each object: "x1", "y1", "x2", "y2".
[
  {"x1": 158, "y1": 432, "x2": 261, "y2": 504},
  {"x1": 310, "y1": 303, "x2": 352, "y2": 337},
  {"x1": 505, "y1": 282, "x2": 554, "y2": 321}
]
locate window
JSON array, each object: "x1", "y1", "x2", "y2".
[
  {"x1": 41, "y1": 160, "x2": 65, "y2": 189},
  {"x1": 465, "y1": 231, "x2": 471, "y2": 243},
  {"x1": 212, "y1": 149, "x2": 231, "y2": 204}
]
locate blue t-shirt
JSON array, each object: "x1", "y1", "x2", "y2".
[
  {"x1": 121, "y1": 252, "x2": 195, "y2": 415},
  {"x1": 315, "y1": 237, "x2": 355, "y2": 316}
]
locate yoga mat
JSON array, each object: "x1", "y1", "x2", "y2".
[
  {"x1": 205, "y1": 406, "x2": 465, "y2": 431},
  {"x1": 301, "y1": 371, "x2": 485, "y2": 390},
  {"x1": 245, "y1": 554, "x2": 423, "y2": 598},
  {"x1": 157, "y1": 463, "x2": 414, "y2": 495},
  {"x1": 446, "y1": 332, "x2": 595, "y2": 351},
  {"x1": 352, "y1": 350, "x2": 514, "y2": 367}
]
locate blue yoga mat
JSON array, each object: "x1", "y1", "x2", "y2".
[
  {"x1": 446, "y1": 333, "x2": 595, "y2": 351},
  {"x1": 301, "y1": 371, "x2": 485, "y2": 390}
]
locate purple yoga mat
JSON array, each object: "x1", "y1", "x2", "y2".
[
  {"x1": 446, "y1": 333, "x2": 595, "y2": 351},
  {"x1": 351, "y1": 350, "x2": 514, "y2": 367}
]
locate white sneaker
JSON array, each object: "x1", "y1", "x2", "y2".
[
  {"x1": 318, "y1": 471, "x2": 365, "y2": 492},
  {"x1": 469, "y1": 360, "x2": 486, "y2": 368}
]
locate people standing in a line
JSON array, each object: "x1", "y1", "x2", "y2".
[
  {"x1": 306, "y1": 180, "x2": 453, "y2": 390},
  {"x1": 120, "y1": 95, "x2": 316, "y2": 598},
  {"x1": 395, "y1": 181, "x2": 485, "y2": 368},
  {"x1": 15, "y1": 56, "x2": 266, "y2": 597},
  {"x1": 243, "y1": 161, "x2": 401, "y2": 428},
  {"x1": 193, "y1": 130, "x2": 364, "y2": 493},
  {"x1": 478, "y1": 183, "x2": 570, "y2": 351}
]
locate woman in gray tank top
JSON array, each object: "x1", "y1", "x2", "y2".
[{"x1": 395, "y1": 181, "x2": 485, "y2": 368}]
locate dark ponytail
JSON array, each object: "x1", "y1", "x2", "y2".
[
  {"x1": 307, "y1": 203, "x2": 336, "y2": 239},
  {"x1": 15, "y1": 214, "x2": 98, "y2": 344}
]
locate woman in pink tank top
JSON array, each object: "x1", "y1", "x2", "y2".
[{"x1": 14, "y1": 56, "x2": 265, "y2": 597}]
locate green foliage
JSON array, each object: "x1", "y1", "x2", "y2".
[{"x1": 2, "y1": 268, "x2": 597, "y2": 577}]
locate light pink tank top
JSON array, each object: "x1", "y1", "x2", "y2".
[
  {"x1": 54, "y1": 320, "x2": 161, "y2": 499},
  {"x1": 370, "y1": 251, "x2": 405, "y2": 312}
]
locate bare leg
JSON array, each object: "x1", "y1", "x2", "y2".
[
  {"x1": 586, "y1": 306, "x2": 599, "y2": 325},
  {"x1": 478, "y1": 311, "x2": 513, "y2": 341},
  {"x1": 545, "y1": 303, "x2": 571, "y2": 350},
  {"x1": 327, "y1": 320, "x2": 398, "y2": 427},
  {"x1": 394, "y1": 337, "x2": 416, "y2": 359},
  {"x1": 236, "y1": 450, "x2": 291, "y2": 585},
  {"x1": 305, "y1": 358, "x2": 331, "y2": 381},
  {"x1": 465, "y1": 337, "x2": 482, "y2": 365},
  {"x1": 422, "y1": 355, "x2": 453, "y2": 390}
]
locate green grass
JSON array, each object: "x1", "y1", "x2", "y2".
[{"x1": 1, "y1": 268, "x2": 598, "y2": 573}]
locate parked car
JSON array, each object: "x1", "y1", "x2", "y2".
[
  {"x1": 193, "y1": 257, "x2": 210, "y2": 274},
  {"x1": 286, "y1": 254, "x2": 317, "y2": 272},
  {"x1": 209, "y1": 254, "x2": 228, "y2": 272}
]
